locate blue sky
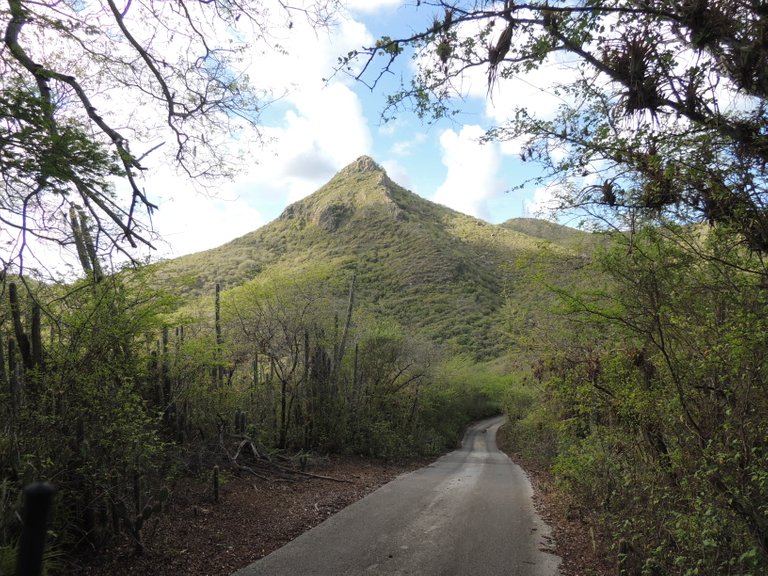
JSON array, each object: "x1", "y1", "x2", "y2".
[{"x1": 146, "y1": 1, "x2": 568, "y2": 260}]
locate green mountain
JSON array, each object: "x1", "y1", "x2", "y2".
[
  {"x1": 502, "y1": 217, "x2": 585, "y2": 246},
  {"x1": 153, "y1": 156, "x2": 593, "y2": 359}
]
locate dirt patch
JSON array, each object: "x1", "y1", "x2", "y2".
[{"x1": 64, "y1": 455, "x2": 424, "y2": 576}]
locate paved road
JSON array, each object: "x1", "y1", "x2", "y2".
[{"x1": 233, "y1": 415, "x2": 561, "y2": 576}]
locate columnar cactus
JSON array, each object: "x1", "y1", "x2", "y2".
[{"x1": 212, "y1": 465, "x2": 220, "y2": 503}]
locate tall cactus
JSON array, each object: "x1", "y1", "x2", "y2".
[
  {"x1": 214, "y1": 283, "x2": 223, "y2": 386},
  {"x1": 70, "y1": 206, "x2": 92, "y2": 276},
  {"x1": 9, "y1": 282, "x2": 32, "y2": 370},
  {"x1": 0, "y1": 331, "x2": 7, "y2": 394},
  {"x1": 331, "y1": 273, "x2": 355, "y2": 387},
  {"x1": 30, "y1": 299, "x2": 42, "y2": 369},
  {"x1": 161, "y1": 326, "x2": 170, "y2": 407},
  {"x1": 8, "y1": 338, "x2": 18, "y2": 409},
  {"x1": 78, "y1": 209, "x2": 103, "y2": 281},
  {"x1": 70, "y1": 206, "x2": 103, "y2": 281}
]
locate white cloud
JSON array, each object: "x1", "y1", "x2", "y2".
[
  {"x1": 381, "y1": 159, "x2": 414, "y2": 190},
  {"x1": 483, "y1": 56, "x2": 578, "y2": 124},
  {"x1": 391, "y1": 132, "x2": 427, "y2": 157},
  {"x1": 152, "y1": 187, "x2": 266, "y2": 258},
  {"x1": 244, "y1": 15, "x2": 374, "y2": 204},
  {"x1": 524, "y1": 186, "x2": 561, "y2": 218},
  {"x1": 346, "y1": 0, "x2": 404, "y2": 14},
  {"x1": 254, "y1": 82, "x2": 373, "y2": 204},
  {"x1": 432, "y1": 125, "x2": 503, "y2": 219},
  {"x1": 499, "y1": 135, "x2": 530, "y2": 157},
  {"x1": 148, "y1": 12, "x2": 376, "y2": 256},
  {"x1": 407, "y1": 16, "x2": 577, "y2": 126}
]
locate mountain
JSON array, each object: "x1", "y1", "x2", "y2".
[
  {"x1": 501, "y1": 218, "x2": 586, "y2": 246},
  {"x1": 152, "y1": 156, "x2": 593, "y2": 359}
]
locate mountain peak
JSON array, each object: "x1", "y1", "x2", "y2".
[{"x1": 339, "y1": 155, "x2": 384, "y2": 175}]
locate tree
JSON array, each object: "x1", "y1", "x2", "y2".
[
  {"x1": 541, "y1": 225, "x2": 768, "y2": 572},
  {"x1": 1, "y1": 0, "x2": 339, "y2": 276},
  {"x1": 349, "y1": 0, "x2": 768, "y2": 249}
]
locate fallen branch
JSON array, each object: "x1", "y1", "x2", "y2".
[
  {"x1": 268, "y1": 461, "x2": 353, "y2": 484},
  {"x1": 222, "y1": 435, "x2": 352, "y2": 483}
]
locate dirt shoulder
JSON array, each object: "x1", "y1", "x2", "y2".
[
  {"x1": 495, "y1": 428, "x2": 613, "y2": 576},
  {"x1": 69, "y1": 433, "x2": 611, "y2": 576},
  {"x1": 66, "y1": 455, "x2": 425, "y2": 576}
]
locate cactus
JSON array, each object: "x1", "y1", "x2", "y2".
[
  {"x1": 132, "y1": 472, "x2": 141, "y2": 515},
  {"x1": 30, "y1": 301, "x2": 42, "y2": 369},
  {"x1": 234, "y1": 410, "x2": 247, "y2": 434},
  {"x1": 0, "y1": 331, "x2": 5, "y2": 387},
  {"x1": 212, "y1": 465, "x2": 220, "y2": 503},
  {"x1": 9, "y1": 283, "x2": 32, "y2": 370},
  {"x1": 109, "y1": 474, "x2": 121, "y2": 535},
  {"x1": 215, "y1": 283, "x2": 223, "y2": 386},
  {"x1": 70, "y1": 205, "x2": 92, "y2": 275},
  {"x1": 16, "y1": 483, "x2": 55, "y2": 576},
  {"x1": 111, "y1": 485, "x2": 168, "y2": 551},
  {"x1": 161, "y1": 326, "x2": 170, "y2": 405},
  {"x1": 69, "y1": 206, "x2": 103, "y2": 281},
  {"x1": 2, "y1": 334, "x2": 13, "y2": 417}
]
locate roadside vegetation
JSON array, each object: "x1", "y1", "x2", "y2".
[
  {"x1": 0, "y1": 248, "x2": 503, "y2": 572},
  {"x1": 3, "y1": 1, "x2": 768, "y2": 575},
  {"x1": 501, "y1": 224, "x2": 768, "y2": 575}
]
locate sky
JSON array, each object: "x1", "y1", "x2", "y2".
[{"x1": 143, "y1": 0, "x2": 570, "y2": 260}]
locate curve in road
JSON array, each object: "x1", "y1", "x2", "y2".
[{"x1": 233, "y1": 415, "x2": 561, "y2": 575}]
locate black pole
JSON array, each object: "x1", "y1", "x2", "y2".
[{"x1": 16, "y1": 483, "x2": 55, "y2": 576}]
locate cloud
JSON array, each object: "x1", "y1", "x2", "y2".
[
  {"x1": 381, "y1": 159, "x2": 414, "y2": 190},
  {"x1": 258, "y1": 82, "x2": 373, "y2": 203},
  {"x1": 483, "y1": 55, "x2": 579, "y2": 124},
  {"x1": 524, "y1": 185, "x2": 561, "y2": 218},
  {"x1": 407, "y1": 16, "x2": 577, "y2": 126},
  {"x1": 346, "y1": 0, "x2": 403, "y2": 14},
  {"x1": 432, "y1": 125, "x2": 503, "y2": 219},
  {"x1": 391, "y1": 132, "x2": 427, "y2": 157},
  {"x1": 148, "y1": 12, "x2": 376, "y2": 256},
  {"x1": 137, "y1": 166, "x2": 266, "y2": 259},
  {"x1": 242, "y1": 16, "x2": 374, "y2": 203}
]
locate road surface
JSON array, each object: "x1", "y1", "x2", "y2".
[{"x1": 233, "y1": 415, "x2": 561, "y2": 575}]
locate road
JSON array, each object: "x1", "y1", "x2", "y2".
[{"x1": 233, "y1": 415, "x2": 561, "y2": 576}]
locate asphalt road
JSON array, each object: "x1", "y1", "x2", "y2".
[{"x1": 233, "y1": 415, "x2": 561, "y2": 576}]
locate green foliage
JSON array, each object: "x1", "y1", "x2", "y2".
[
  {"x1": 153, "y1": 158, "x2": 595, "y2": 361},
  {"x1": 2, "y1": 1, "x2": 315, "y2": 268},
  {"x1": 533, "y1": 225, "x2": 768, "y2": 574},
  {"x1": 356, "y1": 2, "x2": 768, "y2": 250},
  {"x1": 0, "y1": 159, "x2": 598, "y2": 566},
  {"x1": 0, "y1": 271, "x2": 175, "y2": 559}
]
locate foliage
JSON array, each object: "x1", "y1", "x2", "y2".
[
  {"x1": 532, "y1": 225, "x2": 768, "y2": 574},
  {"x1": 153, "y1": 158, "x2": 596, "y2": 360},
  {"x1": 351, "y1": 6, "x2": 768, "y2": 572},
  {"x1": 0, "y1": 0, "x2": 339, "y2": 273},
  {"x1": 0, "y1": 270, "x2": 176, "y2": 564},
  {"x1": 0, "y1": 156, "x2": 598, "y2": 568},
  {"x1": 351, "y1": 0, "x2": 768, "y2": 250}
]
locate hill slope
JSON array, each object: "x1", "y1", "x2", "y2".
[{"x1": 153, "y1": 157, "x2": 593, "y2": 358}]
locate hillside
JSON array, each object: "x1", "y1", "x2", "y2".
[
  {"x1": 152, "y1": 156, "x2": 594, "y2": 359},
  {"x1": 501, "y1": 217, "x2": 586, "y2": 246}
]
